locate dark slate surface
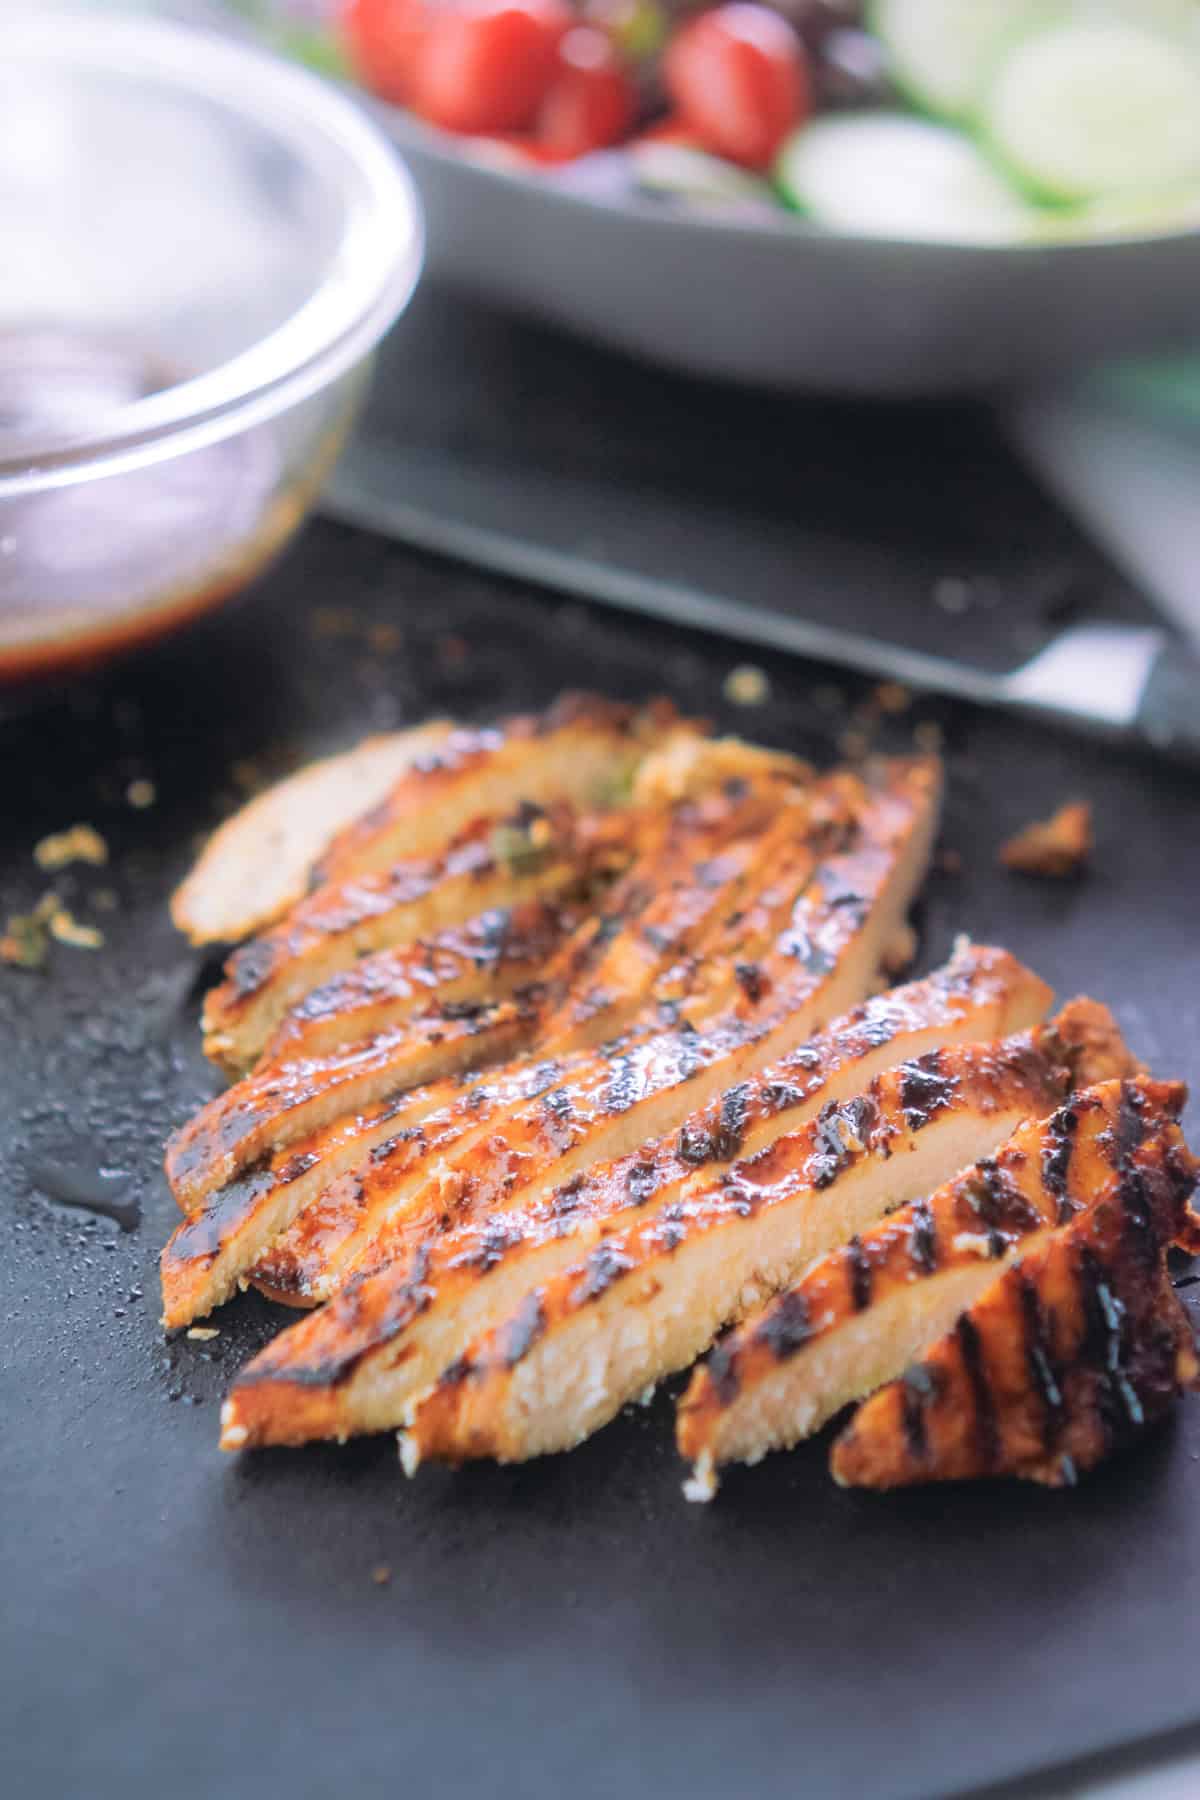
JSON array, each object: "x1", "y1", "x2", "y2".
[{"x1": 2, "y1": 517, "x2": 1199, "y2": 1800}]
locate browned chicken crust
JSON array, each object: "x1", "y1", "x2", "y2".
[
  {"x1": 832, "y1": 1080, "x2": 1199, "y2": 1488},
  {"x1": 1000, "y1": 801, "x2": 1093, "y2": 879}
]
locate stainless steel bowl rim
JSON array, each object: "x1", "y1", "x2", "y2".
[{"x1": 0, "y1": 12, "x2": 423, "y2": 498}]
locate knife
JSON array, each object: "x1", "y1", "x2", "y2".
[{"x1": 323, "y1": 445, "x2": 1200, "y2": 766}]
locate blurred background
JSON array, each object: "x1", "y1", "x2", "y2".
[{"x1": 4, "y1": 0, "x2": 1200, "y2": 700}]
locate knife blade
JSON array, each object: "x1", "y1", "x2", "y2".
[{"x1": 322, "y1": 442, "x2": 1200, "y2": 765}]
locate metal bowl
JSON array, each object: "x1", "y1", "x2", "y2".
[{"x1": 0, "y1": 12, "x2": 422, "y2": 682}]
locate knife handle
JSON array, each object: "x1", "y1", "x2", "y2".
[{"x1": 1135, "y1": 645, "x2": 1200, "y2": 764}]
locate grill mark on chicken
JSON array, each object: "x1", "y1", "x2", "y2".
[
  {"x1": 846, "y1": 1236, "x2": 873, "y2": 1312},
  {"x1": 1020, "y1": 1271, "x2": 1064, "y2": 1455},
  {"x1": 500, "y1": 1293, "x2": 545, "y2": 1368},
  {"x1": 908, "y1": 1200, "x2": 939, "y2": 1274},
  {"x1": 829, "y1": 1108, "x2": 1200, "y2": 1490},
  {"x1": 955, "y1": 1313, "x2": 999, "y2": 1471},
  {"x1": 901, "y1": 1365, "x2": 938, "y2": 1461},
  {"x1": 1042, "y1": 1102, "x2": 1080, "y2": 1223},
  {"x1": 759, "y1": 1290, "x2": 813, "y2": 1362},
  {"x1": 898, "y1": 1051, "x2": 953, "y2": 1132}
]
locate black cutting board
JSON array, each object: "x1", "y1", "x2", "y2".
[{"x1": 3, "y1": 520, "x2": 1200, "y2": 1800}]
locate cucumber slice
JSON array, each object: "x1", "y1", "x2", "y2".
[
  {"x1": 870, "y1": 0, "x2": 1062, "y2": 120},
  {"x1": 630, "y1": 144, "x2": 776, "y2": 212},
  {"x1": 775, "y1": 113, "x2": 1037, "y2": 244},
  {"x1": 1030, "y1": 185, "x2": 1200, "y2": 241},
  {"x1": 985, "y1": 21, "x2": 1200, "y2": 203}
]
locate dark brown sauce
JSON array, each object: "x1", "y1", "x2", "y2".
[{"x1": 0, "y1": 333, "x2": 301, "y2": 684}]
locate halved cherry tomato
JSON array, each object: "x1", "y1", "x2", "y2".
[
  {"x1": 664, "y1": 4, "x2": 810, "y2": 170},
  {"x1": 411, "y1": 0, "x2": 572, "y2": 135},
  {"x1": 538, "y1": 28, "x2": 637, "y2": 158},
  {"x1": 342, "y1": 0, "x2": 429, "y2": 105}
]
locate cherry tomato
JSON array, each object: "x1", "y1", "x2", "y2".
[
  {"x1": 411, "y1": 0, "x2": 572, "y2": 135},
  {"x1": 342, "y1": 0, "x2": 429, "y2": 105},
  {"x1": 664, "y1": 4, "x2": 810, "y2": 170},
  {"x1": 538, "y1": 28, "x2": 637, "y2": 158}
]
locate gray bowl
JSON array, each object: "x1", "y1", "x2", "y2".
[
  {"x1": 379, "y1": 110, "x2": 1200, "y2": 395},
  {"x1": 220, "y1": 3, "x2": 1200, "y2": 396}
]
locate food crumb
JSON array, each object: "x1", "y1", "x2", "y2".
[
  {"x1": 933, "y1": 576, "x2": 971, "y2": 614},
  {"x1": 368, "y1": 621, "x2": 402, "y2": 654},
  {"x1": 1000, "y1": 801, "x2": 1092, "y2": 878},
  {"x1": 371, "y1": 1564, "x2": 392, "y2": 1586},
  {"x1": 913, "y1": 720, "x2": 944, "y2": 753},
  {"x1": 186, "y1": 1326, "x2": 220, "y2": 1342},
  {"x1": 723, "y1": 664, "x2": 770, "y2": 708},
  {"x1": 874, "y1": 682, "x2": 912, "y2": 715},
  {"x1": 937, "y1": 848, "x2": 963, "y2": 876},
  {"x1": 1, "y1": 892, "x2": 59, "y2": 970},
  {"x1": 48, "y1": 908, "x2": 104, "y2": 950},
  {"x1": 837, "y1": 728, "x2": 870, "y2": 761},
  {"x1": 93, "y1": 888, "x2": 120, "y2": 912},
  {"x1": 126, "y1": 778, "x2": 156, "y2": 810},
  {"x1": 309, "y1": 604, "x2": 361, "y2": 639},
  {"x1": 33, "y1": 824, "x2": 109, "y2": 871}
]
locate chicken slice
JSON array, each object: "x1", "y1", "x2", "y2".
[
  {"x1": 169, "y1": 721, "x2": 455, "y2": 948},
  {"x1": 310, "y1": 694, "x2": 684, "y2": 888},
  {"x1": 677, "y1": 1040, "x2": 1152, "y2": 1493},
  {"x1": 831, "y1": 1088, "x2": 1200, "y2": 1489},
  {"x1": 245, "y1": 757, "x2": 939, "y2": 1314}
]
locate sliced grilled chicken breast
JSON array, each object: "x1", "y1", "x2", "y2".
[
  {"x1": 223, "y1": 945, "x2": 1047, "y2": 1445},
  {"x1": 222, "y1": 1025, "x2": 1084, "y2": 1453},
  {"x1": 832, "y1": 1083, "x2": 1200, "y2": 1489},
  {"x1": 311, "y1": 694, "x2": 681, "y2": 888},
  {"x1": 677, "y1": 1017, "x2": 1144, "y2": 1492},
  {"x1": 244, "y1": 757, "x2": 940, "y2": 1314},
  {"x1": 169, "y1": 721, "x2": 456, "y2": 948},
  {"x1": 198, "y1": 806, "x2": 599, "y2": 1075},
  {"x1": 168, "y1": 770, "x2": 829, "y2": 1211},
  {"x1": 260, "y1": 900, "x2": 572, "y2": 1070},
  {"x1": 396, "y1": 1028, "x2": 1086, "y2": 1467},
  {"x1": 201, "y1": 729, "x2": 811, "y2": 1076},
  {"x1": 161, "y1": 768, "x2": 873, "y2": 1328},
  {"x1": 259, "y1": 943, "x2": 1043, "y2": 1389}
]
